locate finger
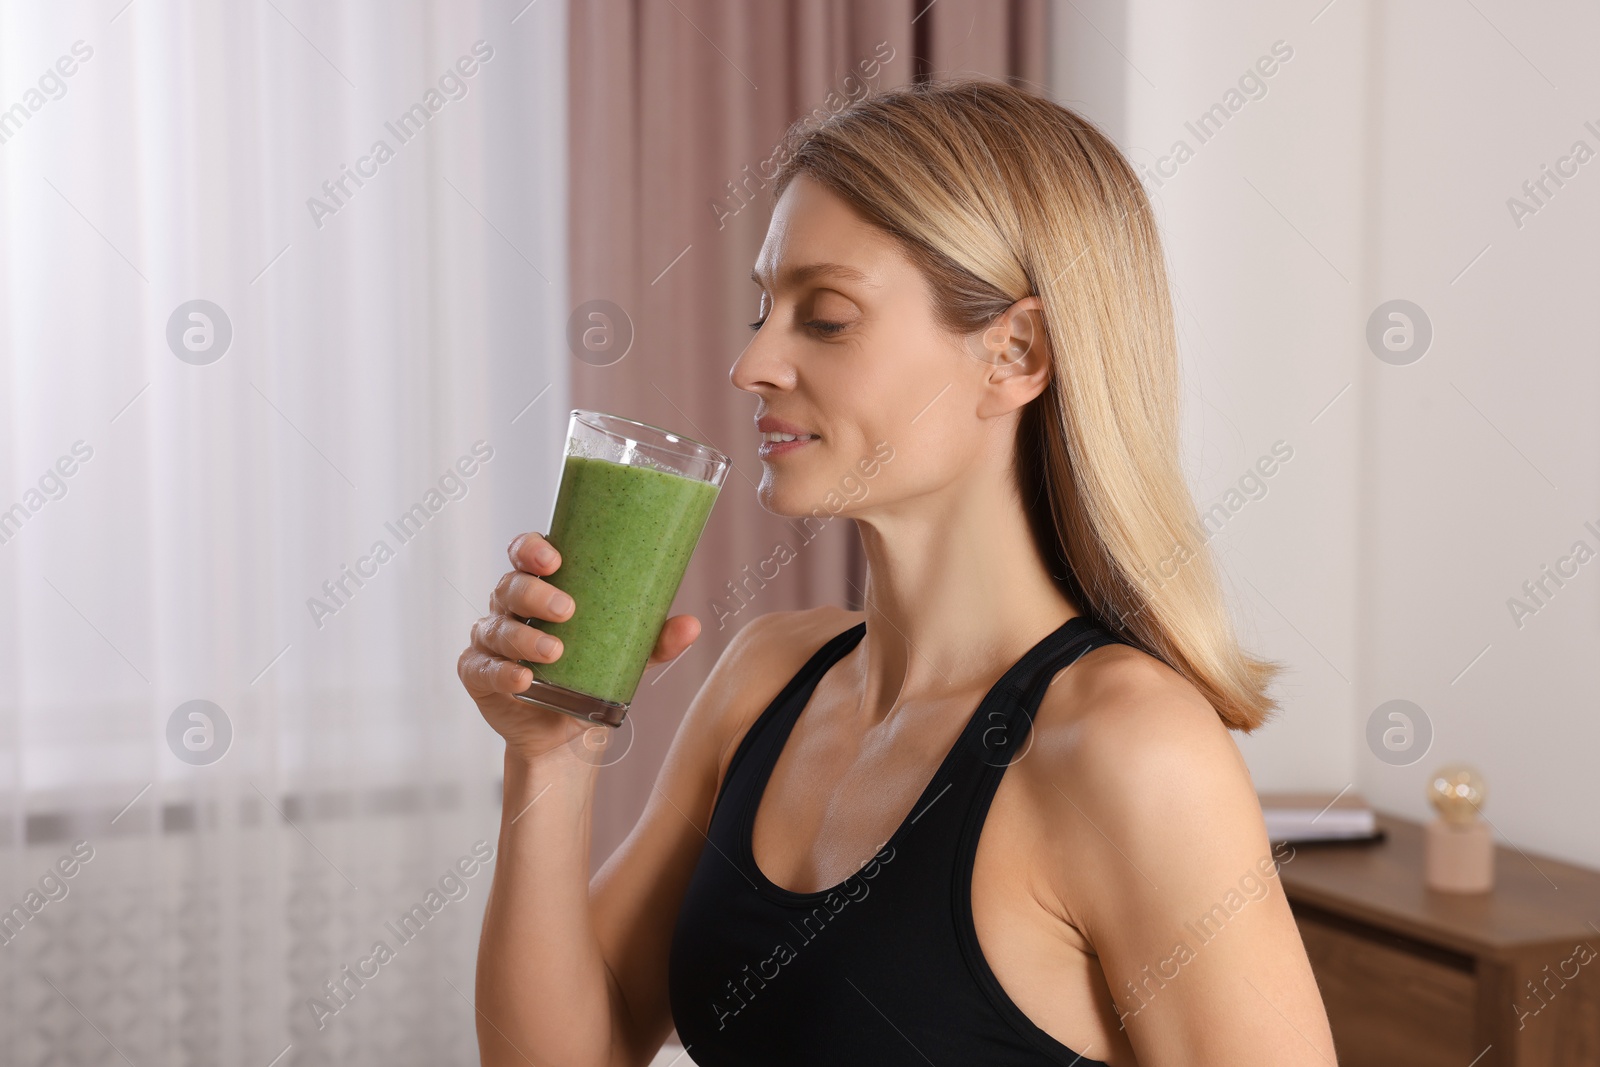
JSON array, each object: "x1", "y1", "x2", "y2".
[
  {"x1": 475, "y1": 613, "x2": 562, "y2": 664},
  {"x1": 648, "y1": 614, "x2": 702, "y2": 666},
  {"x1": 458, "y1": 646, "x2": 533, "y2": 697},
  {"x1": 493, "y1": 570, "x2": 575, "y2": 622},
  {"x1": 507, "y1": 532, "x2": 561, "y2": 575}
]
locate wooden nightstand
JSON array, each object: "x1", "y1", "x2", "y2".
[{"x1": 1279, "y1": 812, "x2": 1600, "y2": 1066}]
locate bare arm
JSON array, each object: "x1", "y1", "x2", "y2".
[
  {"x1": 460, "y1": 531, "x2": 786, "y2": 1067},
  {"x1": 1035, "y1": 651, "x2": 1337, "y2": 1066}
]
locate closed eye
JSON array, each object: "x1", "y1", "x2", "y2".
[{"x1": 748, "y1": 318, "x2": 847, "y2": 336}]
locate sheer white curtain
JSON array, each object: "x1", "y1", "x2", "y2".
[{"x1": 0, "y1": 1, "x2": 567, "y2": 1062}]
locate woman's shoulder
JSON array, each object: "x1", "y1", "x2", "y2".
[
  {"x1": 694, "y1": 605, "x2": 864, "y2": 758},
  {"x1": 1016, "y1": 637, "x2": 1260, "y2": 844},
  {"x1": 1031, "y1": 637, "x2": 1243, "y2": 767},
  {"x1": 1009, "y1": 639, "x2": 1328, "y2": 1057},
  {"x1": 737, "y1": 604, "x2": 864, "y2": 656},
  {"x1": 1009, "y1": 638, "x2": 1270, "y2": 932}
]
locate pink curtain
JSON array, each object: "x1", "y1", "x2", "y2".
[{"x1": 568, "y1": 0, "x2": 1047, "y2": 864}]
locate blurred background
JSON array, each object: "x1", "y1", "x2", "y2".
[{"x1": 1, "y1": 0, "x2": 1595, "y2": 1064}]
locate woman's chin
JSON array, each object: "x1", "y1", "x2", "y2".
[{"x1": 755, "y1": 478, "x2": 831, "y2": 520}]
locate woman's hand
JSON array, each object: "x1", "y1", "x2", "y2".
[{"x1": 457, "y1": 531, "x2": 703, "y2": 762}]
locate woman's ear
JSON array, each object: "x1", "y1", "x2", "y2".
[{"x1": 970, "y1": 296, "x2": 1051, "y2": 417}]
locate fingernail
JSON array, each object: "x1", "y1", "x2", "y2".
[
  {"x1": 550, "y1": 591, "x2": 573, "y2": 616},
  {"x1": 536, "y1": 635, "x2": 560, "y2": 658},
  {"x1": 536, "y1": 545, "x2": 558, "y2": 568}
]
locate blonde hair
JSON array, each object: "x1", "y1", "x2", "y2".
[{"x1": 770, "y1": 78, "x2": 1278, "y2": 731}]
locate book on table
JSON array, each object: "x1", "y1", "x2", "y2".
[{"x1": 1258, "y1": 790, "x2": 1378, "y2": 843}]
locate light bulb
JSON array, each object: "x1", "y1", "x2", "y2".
[{"x1": 1427, "y1": 764, "x2": 1487, "y2": 826}]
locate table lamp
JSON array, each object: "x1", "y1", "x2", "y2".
[{"x1": 1424, "y1": 764, "x2": 1493, "y2": 893}]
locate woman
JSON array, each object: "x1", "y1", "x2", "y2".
[{"x1": 459, "y1": 79, "x2": 1336, "y2": 1066}]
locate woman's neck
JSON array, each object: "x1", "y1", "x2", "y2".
[{"x1": 847, "y1": 459, "x2": 1080, "y2": 725}]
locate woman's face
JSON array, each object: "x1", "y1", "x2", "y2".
[{"x1": 731, "y1": 173, "x2": 1041, "y2": 520}]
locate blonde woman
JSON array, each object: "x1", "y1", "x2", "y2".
[{"x1": 461, "y1": 79, "x2": 1336, "y2": 1067}]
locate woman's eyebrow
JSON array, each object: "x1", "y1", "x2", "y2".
[{"x1": 749, "y1": 262, "x2": 878, "y2": 289}]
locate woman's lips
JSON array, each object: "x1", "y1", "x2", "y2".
[{"x1": 757, "y1": 432, "x2": 818, "y2": 458}]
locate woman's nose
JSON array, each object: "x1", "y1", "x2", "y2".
[{"x1": 729, "y1": 329, "x2": 793, "y2": 394}]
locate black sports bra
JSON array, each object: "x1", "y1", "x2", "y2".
[{"x1": 668, "y1": 614, "x2": 1124, "y2": 1065}]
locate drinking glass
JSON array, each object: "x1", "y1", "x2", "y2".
[{"x1": 513, "y1": 409, "x2": 729, "y2": 727}]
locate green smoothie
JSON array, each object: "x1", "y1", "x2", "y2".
[{"x1": 522, "y1": 454, "x2": 720, "y2": 705}]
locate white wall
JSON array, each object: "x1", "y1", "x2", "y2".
[
  {"x1": 1052, "y1": 0, "x2": 1599, "y2": 869},
  {"x1": 1357, "y1": 0, "x2": 1600, "y2": 870},
  {"x1": 1050, "y1": 0, "x2": 1369, "y2": 794}
]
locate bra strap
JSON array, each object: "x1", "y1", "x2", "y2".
[{"x1": 975, "y1": 619, "x2": 1123, "y2": 764}]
